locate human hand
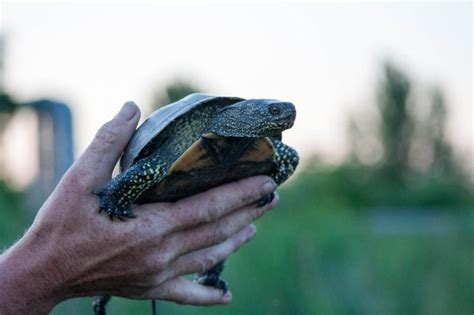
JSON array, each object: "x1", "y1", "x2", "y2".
[{"x1": 0, "y1": 102, "x2": 279, "y2": 314}]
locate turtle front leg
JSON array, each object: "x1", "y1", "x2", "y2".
[
  {"x1": 257, "y1": 140, "x2": 299, "y2": 207},
  {"x1": 95, "y1": 155, "x2": 168, "y2": 220},
  {"x1": 257, "y1": 139, "x2": 300, "y2": 207},
  {"x1": 271, "y1": 140, "x2": 299, "y2": 185}
]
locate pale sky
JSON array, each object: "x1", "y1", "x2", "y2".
[{"x1": 0, "y1": 2, "x2": 472, "y2": 185}]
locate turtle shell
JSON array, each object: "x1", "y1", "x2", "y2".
[
  {"x1": 121, "y1": 93, "x2": 244, "y2": 171},
  {"x1": 120, "y1": 93, "x2": 278, "y2": 203}
]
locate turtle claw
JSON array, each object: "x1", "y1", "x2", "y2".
[
  {"x1": 256, "y1": 192, "x2": 275, "y2": 207},
  {"x1": 195, "y1": 273, "x2": 229, "y2": 295},
  {"x1": 95, "y1": 189, "x2": 136, "y2": 221},
  {"x1": 102, "y1": 207, "x2": 135, "y2": 221},
  {"x1": 195, "y1": 261, "x2": 228, "y2": 295}
]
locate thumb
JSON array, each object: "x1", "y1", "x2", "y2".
[{"x1": 68, "y1": 102, "x2": 141, "y2": 191}]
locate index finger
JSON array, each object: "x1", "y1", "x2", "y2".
[{"x1": 140, "y1": 175, "x2": 276, "y2": 233}]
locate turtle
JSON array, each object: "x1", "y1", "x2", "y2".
[{"x1": 93, "y1": 93, "x2": 299, "y2": 314}]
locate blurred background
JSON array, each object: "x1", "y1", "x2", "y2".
[{"x1": 0, "y1": 2, "x2": 472, "y2": 314}]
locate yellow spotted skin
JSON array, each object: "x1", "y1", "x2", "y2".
[
  {"x1": 271, "y1": 139, "x2": 299, "y2": 185},
  {"x1": 96, "y1": 157, "x2": 168, "y2": 219}
]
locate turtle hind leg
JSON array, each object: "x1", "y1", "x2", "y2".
[{"x1": 195, "y1": 260, "x2": 229, "y2": 294}]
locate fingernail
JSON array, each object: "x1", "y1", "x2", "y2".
[
  {"x1": 262, "y1": 179, "x2": 277, "y2": 194},
  {"x1": 246, "y1": 225, "x2": 257, "y2": 240},
  {"x1": 116, "y1": 101, "x2": 137, "y2": 121},
  {"x1": 222, "y1": 291, "x2": 232, "y2": 302}
]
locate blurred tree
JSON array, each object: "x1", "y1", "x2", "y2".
[
  {"x1": 376, "y1": 62, "x2": 414, "y2": 180},
  {"x1": 0, "y1": 92, "x2": 17, "y2": 113},
  {"x1": 151, "y1": 80, "x2": 200, "y2": 111},
  {"x1": 347, "y1": 116, "x2": 359, "y2": 163},
  {"x1": 348, "y1": 62, "x2": 460, "y2": 178},
  {"x1": 343, "y1": 61, "x2": 472, "y2": 208},
  {"x1": 425, "y1": 88, "x2": 454, "y2": 174}
]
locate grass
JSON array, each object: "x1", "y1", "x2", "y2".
[{"x1": 52, "y1": 191, "x2": 474, "y2": 315}]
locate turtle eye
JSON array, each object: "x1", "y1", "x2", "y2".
[{"x1": 270, "y1": 106, "x2": 281, "y2": 116}]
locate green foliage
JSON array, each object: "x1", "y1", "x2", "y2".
[
  {"x1": 51, "y1": 175, "x2": 474, "y2": 314},
  {"x1": 151, "y1": 80, "x2": 200, "y2": 111},
  {"x1": 0, "y1": 92, "x2": 17, "y2": 113},
  {"x1": 0, "y1": 92, "x2": 19, "y2": 178},
  {"x1": 293, "y1": 162, "x2": 474, "y2": 211},
  {"x1": 0, "y1": 181, "x2": 31, "y2": 249}
]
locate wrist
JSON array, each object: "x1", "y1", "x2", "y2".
[{"x1": 0, "y1": 225, "x2": 70, "y2": 314}]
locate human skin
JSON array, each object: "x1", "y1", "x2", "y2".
[{"x1": 0, "y1": 102, "x2": 279, "y2": 314}]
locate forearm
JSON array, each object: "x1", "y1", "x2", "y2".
[{"x1": 0, "y1": 228, "x2": 69, "y2": 314}]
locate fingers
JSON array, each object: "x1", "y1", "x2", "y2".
[
  {"x1": 66, "y1": 102, "x2": 141, "y2": 191},
  {"x1": 137, "y1": 176, "x2": 277, "y2": 233},
  {"x1": 149, "y1": 277, "x2": 232, "y2": 305},
  {"x1": 169, "y1": 193, "x2": 279, "y2": 258},
  {"x1": 167, "y1": 225, "x2": 256, "y2": 279}
]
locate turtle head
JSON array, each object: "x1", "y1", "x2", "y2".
[{"x1": 209, "y1": 99, "x2": 296, "y2": 137}]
